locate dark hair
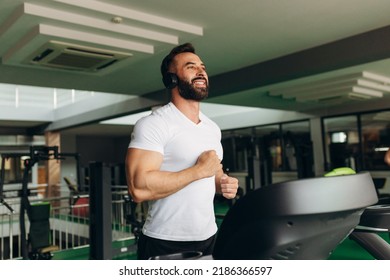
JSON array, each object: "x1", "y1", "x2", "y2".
[{"x1": 160, "y1": 43, "x2": 195, "y2": 77}]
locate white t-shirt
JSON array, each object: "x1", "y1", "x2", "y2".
[{"x1": 129, "y1": 102, "x2": 222, "y2": 241}]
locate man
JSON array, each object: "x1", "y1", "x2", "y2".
[
  {"x1": 385, "y1": 149, "x2": 390, "y2": 166},
  {"x1": 125, "y1": 42, "x2": 239, "y2": 260}
]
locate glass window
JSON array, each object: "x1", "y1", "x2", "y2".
[
  {"x1": 361, "y1": 111, "x2": 390, "y2": 170},
  {"x1": 221, "y1": 120, "x2": 313, "y2": 190},
  {"x1": 323, "y1": 115, "x2": 359, "y2": 171},
  {"x1": 254, "y1": 125, "x2": 281, "y2": 171},
  {"x1": 221, "y1": 128, "x2": 253, "y2": 172},
  {"x1": 251, "y1": 121, "x2": 313, "y2": 174},
  {"x1": 281, "y1": 121, "x2": 313, "y2": 176},
  {"x1": 0, "y1": 155, "x2": 28, "y2": 184}
]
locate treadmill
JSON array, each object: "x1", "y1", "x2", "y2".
[
  {"x1": 213, "y1": 172, "x2": 379, "y2": 259},
  {"x1": 150, "y1": 172, "x2": 386, "y2": 260}
]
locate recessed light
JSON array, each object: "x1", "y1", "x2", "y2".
[{"x1": 111, "y1": 16, "x2": 123, "y2": 24}]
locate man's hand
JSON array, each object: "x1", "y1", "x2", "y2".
[
  {"x1": 220, "y1": 174, "x2": 239, "y2": 199},
  {"x1": 195, "y1": 150, "x2": 223, "y2": 178}
]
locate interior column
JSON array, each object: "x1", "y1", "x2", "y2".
[{"x1": 45, "y1": 131, "x2": 61, "y2": 199}]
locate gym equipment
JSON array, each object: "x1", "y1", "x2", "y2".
[
  {"x1": 324, "y1": 167, "x2": 356, "y2": 176},
  {"x1": 89, "y1": 162, "x2": 112, "y2": 260},
  {"x1": 123, "y1": 194, "x2": 144, "y2": 243},
  {"x1": 0, "y1": 146, "x2": 82, "y2": 259},
  {"x1": 323, "y1": 166, "x2": 390, "y2": 259},
  {"x1": 20, "y1": 146, "x2": 60, "y2": 259},
  {"x1": 147, "y1": 172, "x2": 378, "y2": 260},
  {"x1": 27, "y1": 201, "x2": 58, "y2": 260},
  {"x1": 349, "y1": 204, "x2": 390, "y2": 259},
  {"x1": 149, "y1": 251, "x2": 202, "y2": 260},
  {"x1": 88, "y1": 162, "x2": 140, "y2": 260},
  {"x1": 0, "y1": 172, "x2": 14, "y2": 214},
  {"x1": 64, "y1": 176, "x2": 89, "y2": 217},
  {"x1": 212, "y1": 172, "x2": 378, "y2": 259}
]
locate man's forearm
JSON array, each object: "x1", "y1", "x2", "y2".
[{"x1": 129, "y1": 166, "x2": 201, "y2": 202}]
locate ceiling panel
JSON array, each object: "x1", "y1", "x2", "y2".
[{"x1": 1, "y1": 0, "x2": 390, "y2": 134}]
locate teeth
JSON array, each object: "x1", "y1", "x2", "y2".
[{"x1": 194, "y1": 80, "x2": 205, "y2": 85}]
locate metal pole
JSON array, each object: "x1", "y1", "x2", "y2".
[{"x1": 89, "y1": 162, "x2": 112, "y2": 260}]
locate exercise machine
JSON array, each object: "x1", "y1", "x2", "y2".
[
  {"x1": 0, "y1": 145, "x2": 81, "y2": 260},
  {"x1": 149, "y1": 172, "x2": 379, "y2": 260},
  {"x1": 89, "y1": 162, "x2": 141, "y2": 260},
  {"x1": 212, "y1": 172, "x2": 378, "y2": 259},
  {"x1": 349, "y1": 204, "x2": 390, "y2": 259},
  {"x1": 324, "y1": 167, "x2": 390, "y2": 259}
]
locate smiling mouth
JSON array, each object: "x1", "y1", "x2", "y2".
[{"x1": 192, "y1": 78, "x2": 207, "y2": 87}]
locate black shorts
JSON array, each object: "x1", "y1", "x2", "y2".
[{"x1": 137, "y1": 232, "x2": 216, "y2": 260}]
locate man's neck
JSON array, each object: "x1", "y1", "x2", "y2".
[{"x1": 171, "y1": 96, "x2": 201, "y2": 124}]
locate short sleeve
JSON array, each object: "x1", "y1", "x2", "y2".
[{"x1": 128, "y1": 115, "x2": 167, "y2": 155}]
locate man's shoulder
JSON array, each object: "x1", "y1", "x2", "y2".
[
  {"x1": 151, "y1": 103, "x2": 174, "y2": 117},
  {"x1": 133, "y1": 103, "x2": 173, "y2": 131}
]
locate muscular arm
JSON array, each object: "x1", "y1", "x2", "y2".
[{"x1": 126, "y1": 148, "x2": 222, "y2": 203}]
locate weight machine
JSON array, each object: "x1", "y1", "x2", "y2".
[{"x1": 0, "y1": 145, "x2": 81, "y2": 260}]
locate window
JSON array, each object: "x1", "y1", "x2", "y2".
[
  {"x1": 323, "y1": 115, "x2": 359, "y2": 171},
  {"x1": 281, "y1": 121, "x2": 312, "y2": 177},
  {"x1": 361, "y1": 111, "x2": 390, "y2": 170}
]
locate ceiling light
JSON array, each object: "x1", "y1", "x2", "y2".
[{"x1": 111, "y1": 16, "x2": 122, "y2": 24}]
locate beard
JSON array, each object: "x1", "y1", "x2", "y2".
[{"x1": 177, "y1": 78, "x2": 209, "y2": 101}]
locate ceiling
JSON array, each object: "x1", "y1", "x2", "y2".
[{"x1": 1, "y1": 0, "x2": 390, "y2": 136}]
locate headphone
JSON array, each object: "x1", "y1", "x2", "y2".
[{"x1": 162, "y1": 72, "x2": 178, "y2": 89}]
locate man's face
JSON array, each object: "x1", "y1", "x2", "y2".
[{"x1": 172, "y1": 52, "x2": 209, "y2": 101}]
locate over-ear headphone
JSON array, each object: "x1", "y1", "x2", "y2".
[{"x1": 162, "y1": 72, "x2": 178, "y2": 89}]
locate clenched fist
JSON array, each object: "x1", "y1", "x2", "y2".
[
  {"x1": 220, "y1": 174, "x2": 239, "y2": 199},
  {"x1": 195, "y1": 150, "x2": 222, "y2": 179}
]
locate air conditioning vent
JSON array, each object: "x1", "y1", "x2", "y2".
[{"x1": 25, "y1": 41, "x2": 132, "y2": 72}]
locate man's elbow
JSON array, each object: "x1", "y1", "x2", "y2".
[
  {"x1": 126, "y1": 170, "x2": 146, "y2": 202},
  {"x1": 128, "y1": 181, "x2": 150, "y2": 203},
  {"x1": 129, "y1": 187, "x2": 145, "y2": 203}
]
